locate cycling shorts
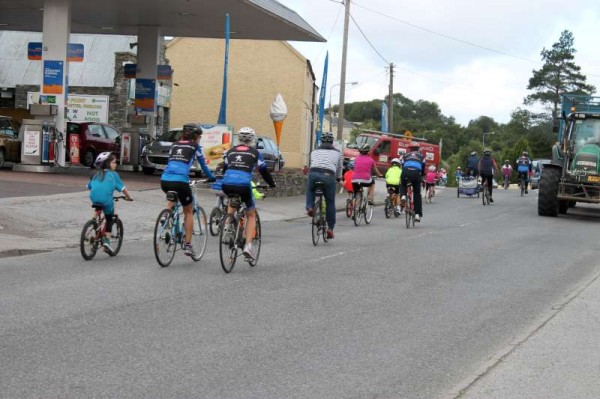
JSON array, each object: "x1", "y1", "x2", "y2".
[
  {"x1": 352, "y1": 180, "x2": 374, "y2": 192},
  {"x1": 161, "y1": 180, "x2": 193, "y2": 206},
  {"x1": 222, "y1": 183, "x2": 255, "y2": 210},
  {"x1": 386, "y1": 184, "x2": 400, "y2": 194}
]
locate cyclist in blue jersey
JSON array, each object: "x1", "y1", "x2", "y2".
[
  {"x1": 221, "y1": 127, "x2": 276, "y2": 261},
  {"x1": 160, "y1": 123, "x2": 215, "y2": 256},
  {"x1": 400, "y1": 142, "x2": 425, "y2": 222},
  {"x1": 516, "y1": 151, "x2": 533, "y2": 194}
]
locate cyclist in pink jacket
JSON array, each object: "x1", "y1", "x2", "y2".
[{"x1": 351, "y1": 145, "x2": 383, "y2": 204}]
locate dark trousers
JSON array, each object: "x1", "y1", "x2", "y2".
[
  {"x1": 400, "y1": 168, "x2": 423, "y2": 217},
  {"x1": 480, "y1": 173, "x2": 494, "y2": 197},
  {"x1": 306, "y1": 172, "x2": 337, "y2": 229}
]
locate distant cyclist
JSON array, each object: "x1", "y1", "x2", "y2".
[
  {"x1": 222, "y1": 127, "x2": 276, "y2": 260},
  {"x1": 478, "y1": 148, "x2": 499, "y2": 202},
  {"x1": 385, "y1": 158, "x2": 402, "y2": 216},
  {"x1": 305, "y1": 131, "x2": 343, "y2": 239},
  {"x1": 516, "y1": 151, "x2": 533, "y2": 193},
  {"x1": 400, "y1": 142, "x2": 425, "y2": 222},
  {"x1": 160, "y1": 123, "x2": 215, "y2": 256},
  {"x1": 501, "y1": 160, "x2": 513, "y2": 189},
  {"x1": 425, "y1": 165, "x2": 438, "y2": 197},
  {"x1": 352, "y1": 144, "x2": 383, "y2": 205},
  {"x1": 466, "y1": 151, "x2": 479, "y2": 177}
]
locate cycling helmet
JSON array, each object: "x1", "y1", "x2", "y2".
[
  {"x1": 504, "y1": 159, "x2": 510, "y2": 163},
  {"x1": 182, "y1": 123, "x2": 202, "y2": 140},
  {"x1": 457, "y1": 166, "x2": 462, "y2": 169},
  {"x1": 428, "y1": 165, "x2": 436, "y2": 172},
  {"x1": 470, "y1": 151, "x2": 477, "y2": 156},
  {"x1": 347, "y1": 160, "x2": 355, "y2": 170},
  {"x1": 237, "y1": 127, "x2": 256, "y2": 145},
  {"x1": 483, "y1": 148, "x2": 492, "y2": 155},
  {"x1": 358, "y1": 144, "x2": 370, "y2": 154},
  {"x1": 321, "y1": 132, "x2": 334, "y2": 143},
  {"x1": 522, "y1": 151, "x2": 529, "y2": 156},
  {"x1": 391, "y1": 158, "x2": 401, "y2": 166},
  {"x1": 94, "y1": 151, "x2": 112, "y2": 168},
  {"x1": 409, "y1": 141, "x2": 420, "y2": 151}
]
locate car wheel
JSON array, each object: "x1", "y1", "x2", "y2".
[
  {"x1": 83, "y1": 149, "x2": 95, "y2": 167},
  {"x1": 142, "y1": 167, "x2": 155, "y2": 175}
]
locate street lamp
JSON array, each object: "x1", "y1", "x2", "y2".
[
  {"x1": 482, "y1": 131, "x2": 495, "y2": 149},
  {"x1": 329, "y1": 81, "x2": 358, "y2": 133}
]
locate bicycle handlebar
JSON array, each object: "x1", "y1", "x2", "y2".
[{"x1": 114, "y1": 195, "x2": 133, "y2": 201}]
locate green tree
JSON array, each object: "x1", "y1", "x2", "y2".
[{"x1": 524, "y1": 30, "x2": 596, "y2": 121}]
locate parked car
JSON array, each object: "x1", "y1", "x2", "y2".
[
  {"x1": 531, "y1": 159, "x2": 550, "y2": 190},
  {"x1": 66, "y1": 122, "x2": 121, "y2": 167},
  {"x1": 0, "y1": 116, "x2": 22, "y2": 167},
  {"x1": 256, "y1": 136, "x2": 285, "y2": 171},
  {"x1": 140, "y1": 128, "x2": 207, "y2": 176}
]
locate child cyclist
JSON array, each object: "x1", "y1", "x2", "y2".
[
  {"x1": 87, "y1": 152, "x2": 133, "y2": 253},
  {"x1": 385, "y1": 158, "x2": 402, "y2": 216},
  {"x1": 425, "y1": 165, "x2": 438, "y2": 198},
  {"x1": 342, "y1": 160, "x2": 354, "y2": 199}
]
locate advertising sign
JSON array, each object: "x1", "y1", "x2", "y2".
[
  {"x1": 69, "y1": 134, "x2": 80, "y2": 165},
  {"x1": 24, "y1": 130, "x2": 40, "y2": 155},
  {"x1": 43, "y1": 60, "x2": 64, "y2": 94},
  {"x1": 199, "y1": 124, "x2": 234, "y2": 165},
  {"x1": 66, "y1": 95, "x2": 109, "y2": 123},
  {"x1": 28, "y1": 43, "x2": 84, "y2": 62},
  {"x1": 27, "y1": 42, "x2": 42, "y2": 60},
  {"x1": 135, "y1": 79, "x2": 156, "y2": 112},
  {"x1": 123, "y1": 64, "x2": 172, "y2": 80}
]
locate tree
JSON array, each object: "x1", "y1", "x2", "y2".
[{"x1": 524, "y1": 30, "x2": 596, "y2": 122}]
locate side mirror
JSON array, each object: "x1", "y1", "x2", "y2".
[{"x1": 257, "y1": 143, "x2": 264, "y2": 149}]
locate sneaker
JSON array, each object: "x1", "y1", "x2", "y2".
[
  {"x1": 243, "y1": 243, "x2": 254, "y2": 260},
  {"x1": 326, "y1": 229, "x2": 335, "y2": 239},
  {"x1": 400, "y1": 195, "x2": 406, "y2": 206},
  {"x1": 367, "y1": 198, "x2": 374, "y2": 205},
  {"x1": 306, "y1": 208, "x2": 315, "y2": 217},
  {"x1": 184, "y1": 242, "x2": 194, "y2": 256},
  {"x1": 414, "y1": 215, "x2": 421, "y2": 223},
  {"x1": 101, "y1": 237, "x2": 114, "y2": 253},
  {"x1": 525, "y1": 190, "x2": 528, "y2": 194},
  {"x1": 490, "y1": 197, "x2": 494, "y2": 203}
]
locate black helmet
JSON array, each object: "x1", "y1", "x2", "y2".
[
  {"x1": 321, "y1": 132, "x2": 334, "y2": 143},
  {"x1": 182, "y1": 123, "x2": 202, "y2": 140},
  {"x1": 409, "y1": 141, "x2": 420, "y2": 151},
  {"x1": 358, "y1": 144, "x2": 370, "y2": 154}
]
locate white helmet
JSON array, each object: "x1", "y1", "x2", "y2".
[
  {"x1": 391, "y1": 158, "x2": 401, "y2": 166},
  {"x1": 237, "y1": 127, "x2": 256, "y2": 146},
  {"x1": 428, "y1": 165, "x2": 436, "y2": 172},
  {"x1": 94, "y1": 151, "x2": 112, "y2": 168}
]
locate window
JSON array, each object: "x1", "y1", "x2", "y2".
[
  {"x1": 104, "y1": 125, "x2": 120, "y2": 140},
  {"x1": 88, "y1": 124, "x2": 105, "y2": 138},
  {"x1": 375, "y1": 140, "x2": 391, "y2": 155}
]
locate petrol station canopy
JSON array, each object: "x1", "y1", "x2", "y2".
[{"x1": 0, "y1": 0, "x2": 325, "y2": 42}]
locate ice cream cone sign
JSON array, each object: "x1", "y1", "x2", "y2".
[{"x1": 270, "y1": 94, "x2": 287, "y2": 147}]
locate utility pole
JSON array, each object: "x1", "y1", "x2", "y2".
[
  {"x1": 388, "y1": 63, "x2": 394, "y2": 133},
  {"x1": 336, "y1": 0, "x2": 351, "y2": 142}
]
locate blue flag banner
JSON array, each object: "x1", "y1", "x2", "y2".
[
  {"x1": 316, "y1": 52, "x2": 328, "y2": 147},
  {"x1": 381, "y1": 101, "x2": 388, "y2": 132},
  {"x1": 217, "y1": 13, "x2": 230, "y2": 124}
]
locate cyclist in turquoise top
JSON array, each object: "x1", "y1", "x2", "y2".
[{"x1": 87, "y1": 152, "x2": 133, "y2": 252}]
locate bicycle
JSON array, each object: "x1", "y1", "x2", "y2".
[
  {"x1": 80, "y1": 196, "x2": 130, "y2": 260},
  {"x1": 219, "y1": 185, "x2": 268, "y2": 273},
  {"x1": 404, "y1": 183, "x2": 416, "y2": 228},
  {"x1": 481, "y1": 177, "x2": 491, "y2": 205},
  {"x1": 503, "y1": 176, "x2": 510, "y2": 190},
  {"x1": 345, "y1": 194, "x2": 354, "y2": 218},
  {"x1": 519, "y1": 174, "x2": 527, "y2": 196},
  {"x1": 153, "y1": 180, "x2": 209, "y2": 267},
  {"x1": 425, "y1": 184, "x2": 435, "y2": 204},
  {"x1": 208, "y1": 178, "x2": 227, "y2": 236},
  {"x1": 384, "y1": 187, "x2": 399, "y2": 218},
  {"x1": 311, "y1": 180, "x2": 329, "y2": 246},
  {"x1": 352, "y1": 185, "x2": 374, "y2": 226}
]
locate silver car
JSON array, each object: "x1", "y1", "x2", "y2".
[{"x1": 140, "y1": 128, "x2": 206, "y2": 176}]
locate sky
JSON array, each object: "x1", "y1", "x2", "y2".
[{"x1": 279, "y1": 0, "x2": 600, "y2": 127}]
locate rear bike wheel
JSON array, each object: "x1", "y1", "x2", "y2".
[
  {"x1": 384, "y1": 198, "x2": 392, "y2": 218},
  {"x1": 80, "y1": 219, "x2": 99, "y2": 260},
  {"x1": 311, "y1": 196, "x2": 322, "y2": 246},
  {"x1": 353, "y1": 192, "x2": 363, "y2": 226},
  {"x1": 346, "y1": 198, "x2": 353, "y2": 218},
  {"x1": 248, "y1": 212, "x2": 262, "y2": 267},
  {"x1": 190, "y1": 206, "x2": 208, "y2": 261},
  {"x1": 365, "y1": 199, "x2": 374, "y2": 224},
  {"x1": 108, "y1": 218, "x2": 124, "y2": 257},
  {"x1": 209, "y1": 206, "x2": 223, "y2": 236},
  {"x1": 154, "y1": 209, "x2": 176, "y2": 267},
  {"x1": 405, "y1": 207, "x2": 412, "y2": 229},
  {"x1": 219, "y1": 214, "x2": 238, "y2": 273},
  {"x1": 520, "y1": 179, "x2": 525, "y2": 197}
]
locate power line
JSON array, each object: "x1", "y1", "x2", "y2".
[{"x1": 350, "y1": 12, "x2": 390, "y2": 65}]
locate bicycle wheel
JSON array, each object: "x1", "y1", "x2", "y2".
[
  {"x1": 80, "y1": 219, "x2": 99, "y2": 260},
  {"x1": 209, "y1": 206, "x2": 223, "y2": 236},
  {"x1": 405, "y1": 207, "x2": 412, "y2": 229},
  {"x1": 364, "y1": 200, "x2": 374, "y2": 224},
  {"x1": 353, "y1": 192, "x2": 363, "y2": 226},
  {"x1": 219, "y1": 214, "x2": 238, "y2": 273},
  {"x1": 520, "y1": 179, "x2": 525, "y2": 197},
  {"x1": 384, "y1": 198, "x2": 392, "y2": 218},
  {"x1": 190, "y1": 206, "x2": 208, "y2": 261},
  {"x1": 312, "y1": 197, "x2": 322, "y2": 246},
  {"x1": 346, "y1": 198, "x2": 353, "y2": 218},
  {"x1": 154, "y1": 209, "x2": 176, "y2": 267},
  {"x1": 108, "y1": 218, "x2": 124, "y2": 257},
  {"x1": 248, "y1": 212, "x2": 262, "y2": 267}
]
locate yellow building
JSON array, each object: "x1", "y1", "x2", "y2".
[{"x1": 166, "y1": 38, "x2": 317, "y2": 169}]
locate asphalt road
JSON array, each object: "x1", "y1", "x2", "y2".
[{"x1": 2, "y1": 188, "x2": 600, "y2": 398}]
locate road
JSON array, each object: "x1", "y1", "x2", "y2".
[{"x1": 2, "y1": 185, "x2": 600, "y2": 398}]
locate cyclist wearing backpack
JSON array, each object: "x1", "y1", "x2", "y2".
[
  {"x1": 400, "y1": 142, "x2": 425, "y2": 222},
  {"x1": 516, "y1": 151, "x2": 533, "y2": 194},
  {"x1": 478, "y1": 149, "x2": 499, "y2": 202}
]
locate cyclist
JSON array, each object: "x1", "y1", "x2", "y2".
[
  {"x1": 160, "y1": 123, "x2": 216, "y2": 256},
  {"x1": 466, "y1": 151, "x2": 479, "y2": 177},
  {"x1": 455, "y1": 166, "x2": 463, "y2": 184},
  {"x1": 87, "y1": 152, "x2": 133, "y2": 253},
  {"x1": 351, "y1": 144, "x2": 383, "y2": 206},
  {"x1": 501, "y1": 159, "x2": 513, "y2": 189},
  {"x1": 385, "y1": 158, "x2": 402, "y2": 216},
  {"x1": 305, "y1": 131, "x2": 343, "y2": 239},
  {"x1": 222, "y1": 127, "x2": 276, "y2": 260},
  {"x1": 425, "y1": 165, "x2": 438, "y2": 198},
  {"x1": 400, "y1": 142, "x2": 425, "y2": 222},
  {"x1": 477, "y1": 148, "x2": 499, "y2": 202},
  {"x1": 516, "y1": 151, "x2": 533, "y2": 193},
  {"x1": 342, "y1": 160, "x2": 355, "y2": 199}
]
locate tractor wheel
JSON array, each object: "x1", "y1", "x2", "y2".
[{"x1": 538, "y1": 167, "x2": 560, "y2": 217}]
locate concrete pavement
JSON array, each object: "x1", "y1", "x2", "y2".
[{"x1": 1, "y1": 183, "x2": 599, "y2": 399}]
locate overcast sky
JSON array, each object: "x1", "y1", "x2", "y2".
[{"x1": 280, "y1": 0, "x2": 600, "y2": 126}]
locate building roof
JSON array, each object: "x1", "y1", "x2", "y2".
[
  {"x1": 323, "y1": 114, "x2": 356, "y2": 129},
  {"x1": 0, "y1": 32, "x2": 137, "y2": 88},
  {"x1": 0, "y1": 0, "x2": 325, "y2": 42}
]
